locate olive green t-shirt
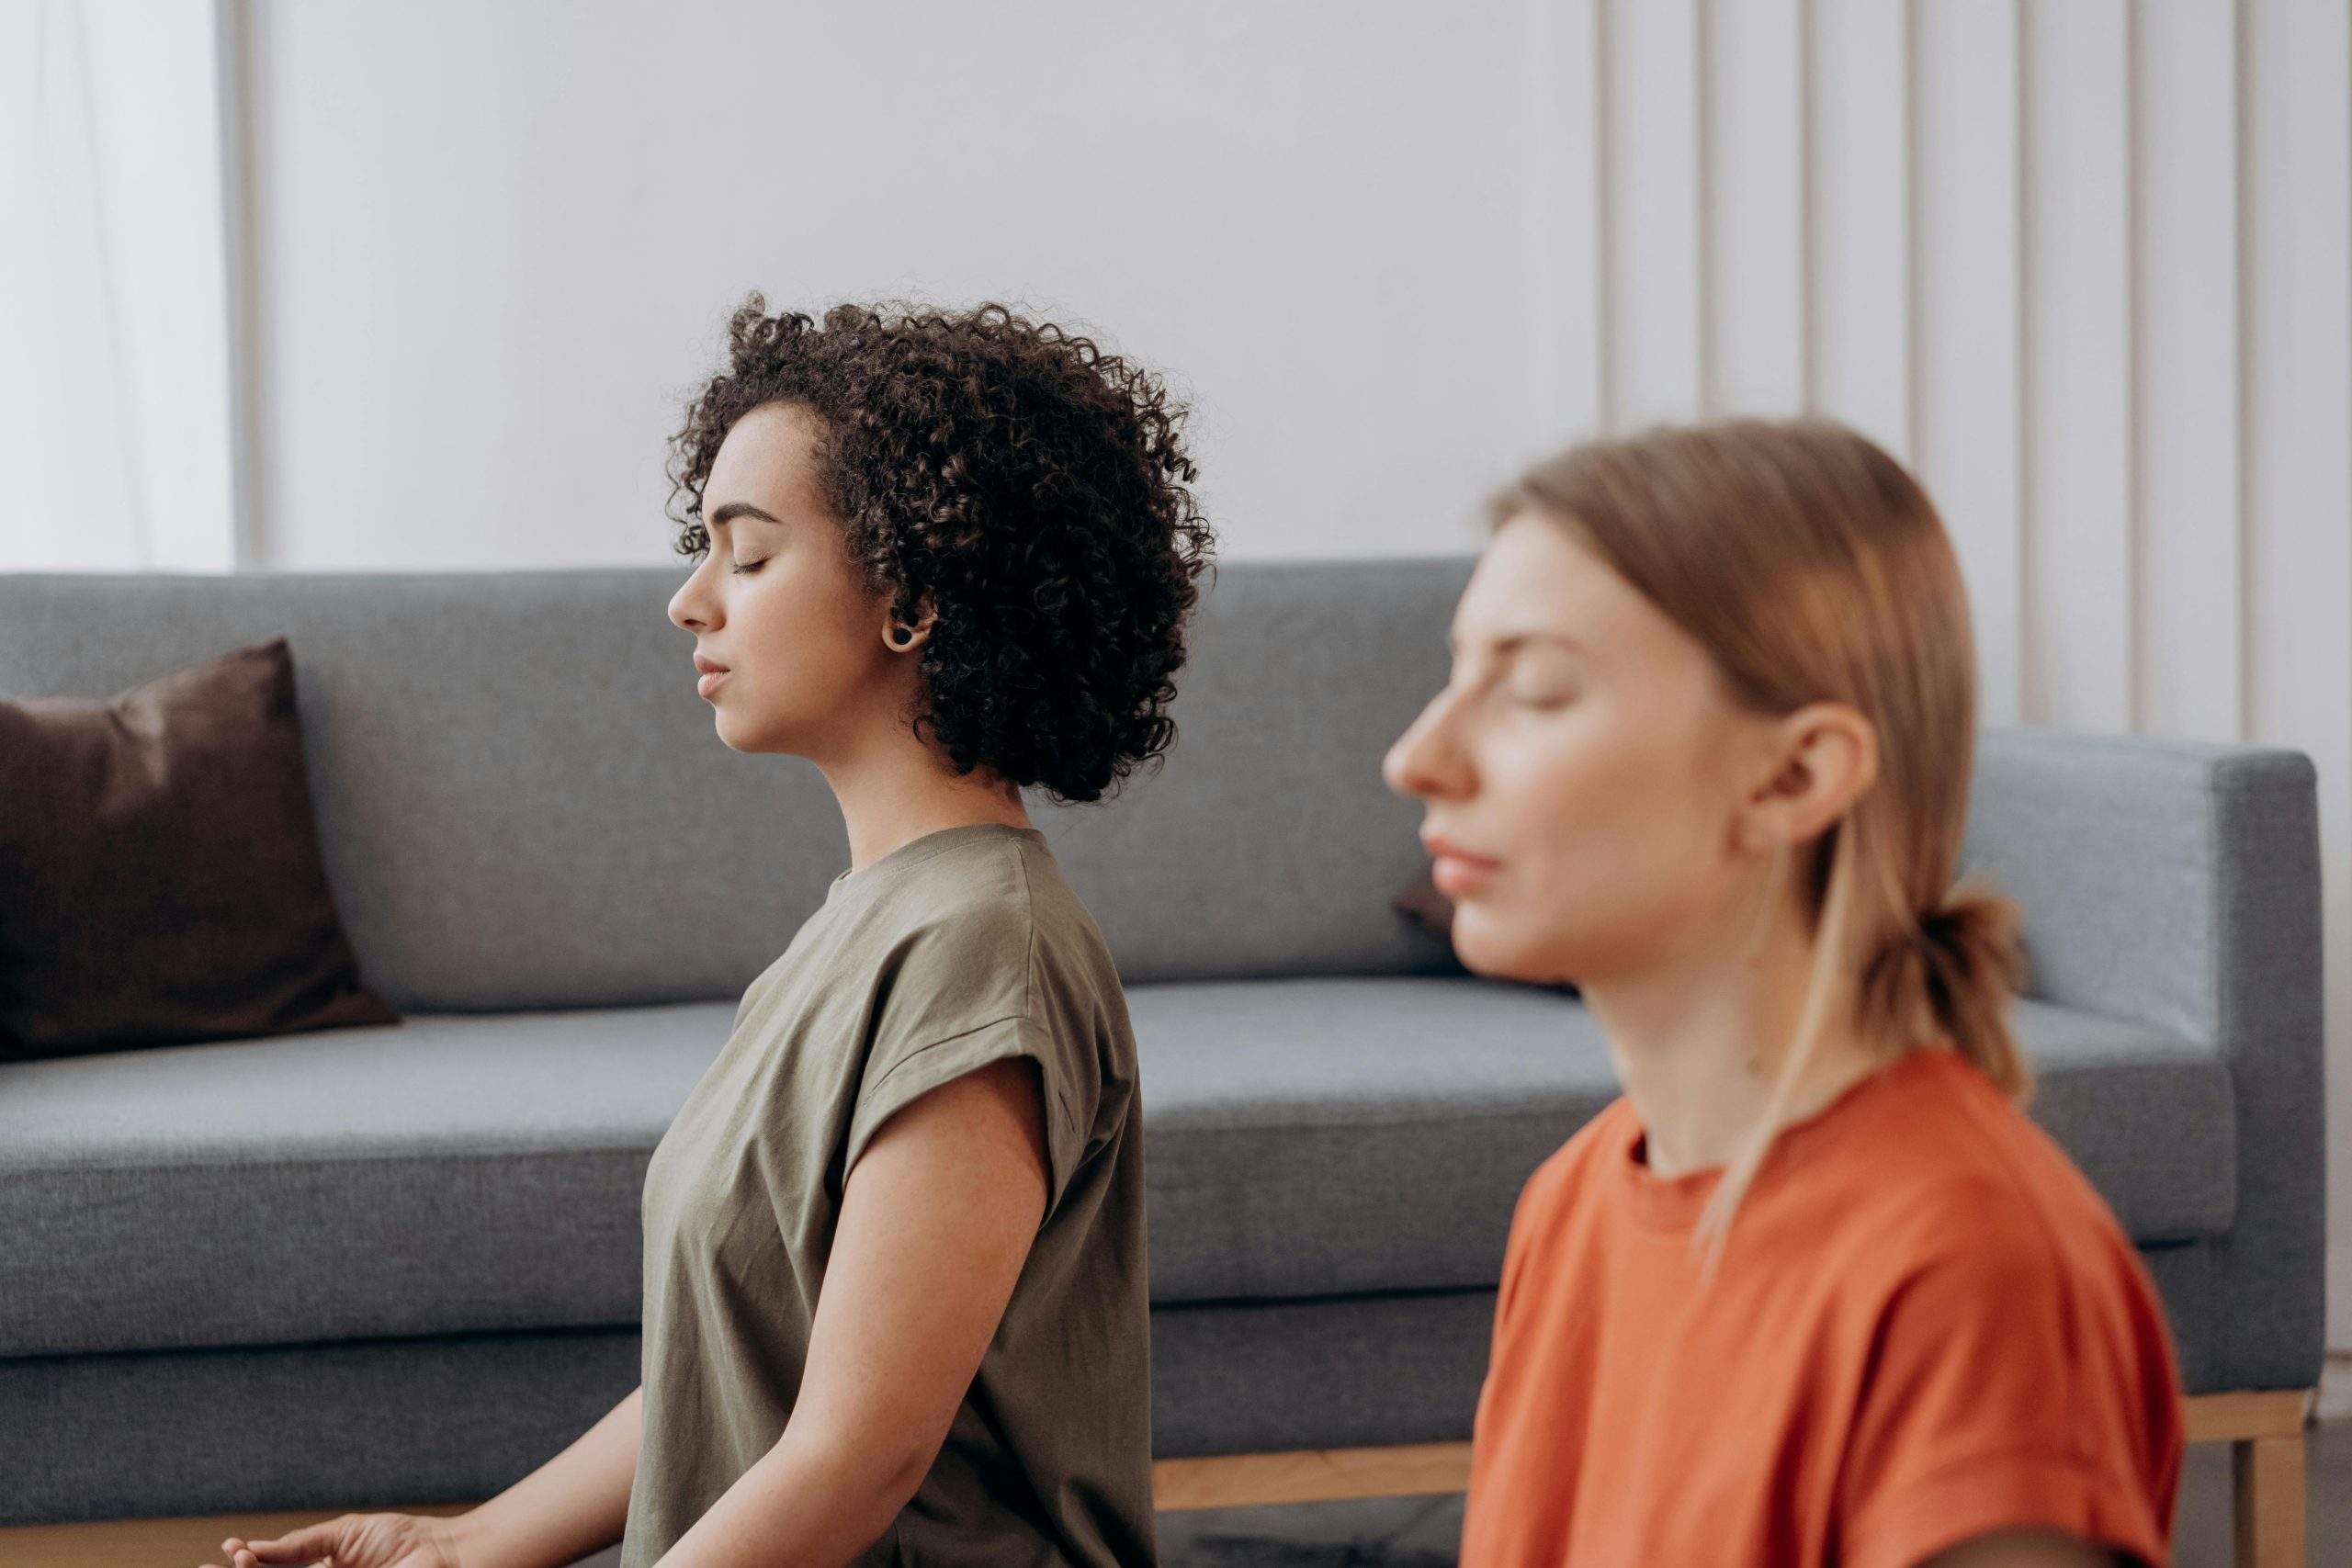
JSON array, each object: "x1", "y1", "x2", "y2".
[{"x1": 618, "y1": 822, "x2": 1156, "y2": 1568}]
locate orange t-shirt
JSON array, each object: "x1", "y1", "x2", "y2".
[{"x1": 1458, "y1": 1046, "x2": 2185, "y2": 1568}]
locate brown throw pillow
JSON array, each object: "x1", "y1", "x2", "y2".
[
  {"x1": 0, "y1": 637, "x2": 400, "y2": 1060},
  {"x1": 1393, "y1": 866, "x2": 1581, "y2": 998}
]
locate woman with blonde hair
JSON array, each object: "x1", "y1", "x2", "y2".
[{"x1": 1384, "y1": 417, "x2": 2183, "y2": 1567}]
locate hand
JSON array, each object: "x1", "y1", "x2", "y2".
[{"x1": 200, "y1": 1510, "x2": 468, "y2": 1568}]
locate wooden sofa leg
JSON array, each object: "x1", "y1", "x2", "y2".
[
  {"x1": 2188, "y1": 1389, "x2": 2312, "y2": 1568},
  {"x1": 2232, "y1": 1428, "x2": 2305, "y2": 1568}
]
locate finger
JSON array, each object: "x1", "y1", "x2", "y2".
[{"x1": 240, "y1": 1522, "x2": 339, "y2": 1562}]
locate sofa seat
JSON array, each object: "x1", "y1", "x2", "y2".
[
  {"x1": 1134, "y1": 976, "x2": 2233, "y2": 1303},
  {"x1": 0, "y1": 976, "x2": 2232, "y2": 1360}
]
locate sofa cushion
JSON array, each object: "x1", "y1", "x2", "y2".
[
  {"x1": 0, "y1": 978, "x2": 2232, "y2": 1358},
  {"x1": 0, "y1": 637, "x2": 398, "y2": 1061},
  {"x1": 0, "y1": 1000, "x2": 723, "y2": 1358}
]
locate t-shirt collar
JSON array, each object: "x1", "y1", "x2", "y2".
[
  {"x1": 825, "y1": 821, "x2": 1046, "y2": 903},
  {"x1": 1613, "y1": 1046, "x2": 1943, "y2": 1231}
]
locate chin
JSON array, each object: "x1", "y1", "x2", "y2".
[
  {"x1": 1451, "y1": 912, "x2": 1576, "y2": 987},
  {"x1": 711, "y1": 709, "x2": 782, "y2": 755}
]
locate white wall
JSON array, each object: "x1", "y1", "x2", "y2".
[
  {"x1": 0, "y1": 0, "x2": 240, "y2": 571},
  {"x1": 230, "y1": 0, "x2": 2352, "y2": 1348},
  {"x1": 241, "y1": 0, "x2": 1550, "y2": 570}
]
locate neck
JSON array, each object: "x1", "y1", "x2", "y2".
[
  {"x1": 1577, "y1": 886, "x2": 1887, "y2": 1179},
  {"x1": 806, "y1": 703, "x2": 1032, "y2": 874}
]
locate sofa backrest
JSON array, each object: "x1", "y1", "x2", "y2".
[{"x1": 0, "y1": 558, "x2": 1476, "y2": 1010}]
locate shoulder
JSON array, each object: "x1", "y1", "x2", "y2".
[
  {"x1": 880, "y1": 834, "x2": 1102, "y2": 968},
  {"x1": 1817, "y1": 1055, "x2": 2174, "y2": 1385},
  {"x1": 1491, "y1": 1097, "x2": 1634, "y2": 1323},
  {"x1": 868, "y1": 840, "x2": 1043, "y2": 976},
  {"x1": 1516, "y1": 1096, "x2": 1636, "y2": 1229},
  {"x1": 1865, "y1": 1179, "x2": 2094, "y2": 1328},
  {"x1": 979, "y1": 838, "x2": 1127, "y2": 1021},
  {"x1": 825, "y1": 848, "x2": 1042, "y2": 1063},
  {"x1": 1835, "y1": 1052, "x2": 2140, "y2": 1280},
  {"x1": 864, "y1": 839, "x2": 1128, "y2": 1076},
  {"x1": 1828, "y1": 1062, "x2": 2183, "y2": 1568}
]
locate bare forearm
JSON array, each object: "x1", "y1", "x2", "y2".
[
  {"x1": 447, "y1": 1383, "x2": 645, "y2": 1568},
  {"x1": 660, "y1": 1426, "x2": 921, "y2": 1568}
]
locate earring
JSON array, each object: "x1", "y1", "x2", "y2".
[{"x1": 889, "y1": 625, "x2": 914, "y2": 648}]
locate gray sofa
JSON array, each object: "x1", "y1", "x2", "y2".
[{"x1": 0, "y1": 558, "x2": 2326, "y2": 1529}]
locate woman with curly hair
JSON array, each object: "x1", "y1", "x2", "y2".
[
  {"x1": 215, "y1": 298, "x2": 1210, "y2": 1568},
  {"x1": 1387, "y1": 418, "x2": 2181, "y2": 1567}
]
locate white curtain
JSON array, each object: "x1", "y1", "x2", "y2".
[{"x1": 0, "y1": 0, "x2": 239, "y2": 572}]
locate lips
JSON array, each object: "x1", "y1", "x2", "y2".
[
  {"x1": 693, "y1": 655, "x2": 729, "y2": 675},
  {"x1": 1421, "y1": 831, "x2": 1499, "y2": 868}
]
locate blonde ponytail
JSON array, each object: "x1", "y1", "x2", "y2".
[{"x1": 1866, "y1": 882, "x2": 2031, "y2": 1100}]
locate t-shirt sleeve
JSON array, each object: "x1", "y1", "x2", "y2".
[
  {"x1": 843, "y1": 1008, "x2": 1100, "y2": 1224},
  {"x1": 1835, "y1": 1202, "x2": 2183, "y2": 1568}
]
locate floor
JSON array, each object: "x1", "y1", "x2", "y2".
[{"x1": 569, "y1": 1359, "x2": 2352, "y2": 1567}]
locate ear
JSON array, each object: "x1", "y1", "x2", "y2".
[
  {"x1": 1733, "y1": 701, "x2": 1879, "y2": 854},
  {"x1": 883, "y1": 594, "x2": 940, "y2": 652}
]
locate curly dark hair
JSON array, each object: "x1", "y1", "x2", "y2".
[{"x1": 666, "y1": 295, "x2": 1216, "y2": 805}]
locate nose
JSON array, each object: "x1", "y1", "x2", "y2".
[
  {"x1": 1383, "y1": 688, "x2": 1469, "y2": 802},
  {"x1": 668, "y1": 562, "x2": 717, "y2": 635}
]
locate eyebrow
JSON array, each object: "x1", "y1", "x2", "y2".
[
  {"x1": 707, "y1": 502, "x2": 785, "y2": 529},
  {"x1": 1445, "y1": 629, "x2": 1583, "y2": 657}
]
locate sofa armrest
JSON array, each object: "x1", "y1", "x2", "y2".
[
  {"x1": 1965, "y1": 728, "x2": 2320, "y2": 1051},
  {"x1": 1963, "y1": 726, "x2": 2325, "y2": 1390}
]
